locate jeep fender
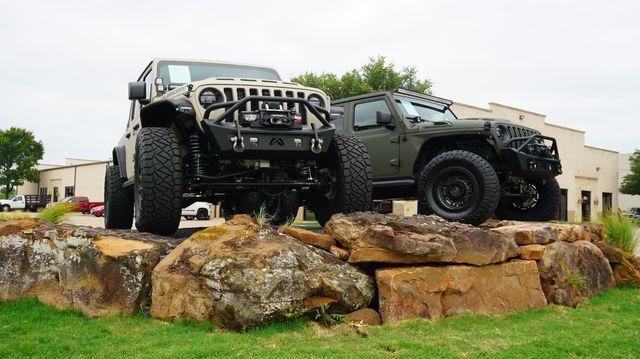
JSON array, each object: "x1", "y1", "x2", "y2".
[
  {"x1": 112, "y1": 146, "x2": 127, "y2": 178},
  {"x1": 140, "y1": 99, "x2": 196, "y2": 135},
  {"x1": 412, "y1": 134, "x2": 495, "y2": 175}
]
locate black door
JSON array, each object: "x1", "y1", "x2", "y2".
[
  {"x1": 556, "y1": 189, "x2": 568, "y2": 221},
  {"x1": 602, "y1": 192, "x2": 612, "y2": 213},
  {"x1": 581, "y1": 191, "x2": 591, "y2": 222}
]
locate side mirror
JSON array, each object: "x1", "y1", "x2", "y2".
[
  {"x1": 376, "y1": 110, "x2": 395, "y2": 129},
  {"x1": 128, "y1": 81, "x2": 146, "y2": 100},
  {"x1": 329, "y1": 106, "x2": 344, "y2": 122}
]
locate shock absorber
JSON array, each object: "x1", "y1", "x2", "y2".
[{"x1": 188, "y1": 134, "x2": 207, "y2": 177}]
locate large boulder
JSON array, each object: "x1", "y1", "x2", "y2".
[
  {"x1": 376, "y1": 260, "x2": 547, "y2": 323},
  {"x1": 0, "y1": 219, "x2": 165, "y2": 316},
  {"x1": 324, "y1": 212, "x2": 518, "y2": 266},
  {"x1": 537, "y1": 241, "x2": 615, "y2": 307},
  {"x1": 150, "y1": 215, "x2": 374, "y2": 331}
]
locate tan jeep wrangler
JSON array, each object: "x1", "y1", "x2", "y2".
[{"x1": 105, "y1": 58, "x2": 372, "y2": 235}]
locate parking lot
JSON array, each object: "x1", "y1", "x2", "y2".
[{"x1": 66, "y1": 212, "x2": 225, "y2": 230}]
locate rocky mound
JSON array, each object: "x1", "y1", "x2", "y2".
[{"x1": 0, "y1": 212, "x2": 627, "y2": 330}]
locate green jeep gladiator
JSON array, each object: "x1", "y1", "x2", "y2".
[{"x1": 329, "y1": 88, "x2": 562, "y2": 225}]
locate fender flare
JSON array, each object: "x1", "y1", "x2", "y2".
[{"x1": 112, "y1": 146, "x2": 127, "y2": 179}]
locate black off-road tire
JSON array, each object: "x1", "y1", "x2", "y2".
[
  {"x1": 495, "y1": 178, "x2": 560, "y2": 221},
  {"x1": 417, "y1": 150, "x2": 499, "y2": 226},
  {"x1": 235, "y1": 191, "x2": 299, "y2": 225},
  {"x1": 134, "y1": 127, "x2": 183, "y2": 235},
  {"x1": 196, "y1": 208, "x2": 210, "y2": 221},
  {"x1": 104, "y1": 165, "x2": 133, "y2": 229},
  {"x1": 310, "y1": 134, "x2": 373, "y2": 226}
]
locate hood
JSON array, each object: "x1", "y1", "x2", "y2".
[
  {"x1": 160, "y1": 77, "x2": 329, "y2": 104},
  {"x1": 0, "y1": 199, "x2": 11, "y2": 205}
]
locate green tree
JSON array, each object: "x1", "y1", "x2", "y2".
[
  {"x1": 0, "y1": 127, "x2": 44, "y2": 198},
  {"x1": 620, "y1": 149, "x2": 640, "y2": 195},
  {"x1": 291, "y1": 56, "x2": 432, "y2": 99}
]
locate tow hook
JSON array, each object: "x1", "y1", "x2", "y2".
[
  {"x1": 232, "y1": 119, "x2": 245, "y2": 153},
  {"x1": 310, "y1": 123, "x2": 323, "y2": 154}
]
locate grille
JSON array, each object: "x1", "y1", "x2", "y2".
[
  {"x1": 215, "y1": 86, "x2": 318, "y2": 125},
  {"x1": 505, "y1": 125, "x2": 538, "y2": 149}
]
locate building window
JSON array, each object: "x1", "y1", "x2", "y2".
[
  {"x1": 39, "y1": 187, "x2": 47, "y2": 196},
  {"x1": 65, "y1": 186, "x2": 75, "y2": 197},
  {"x1": 602, "y1": 192, "x2": 613, "y2": 213}
]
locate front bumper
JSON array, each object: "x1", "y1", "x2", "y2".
[
  {"x1": 201, "y1": 95, "x2": 335, "y2": 159},
  {"x1": 501, "y1": 134, "x2": 562, "y2": 179}
]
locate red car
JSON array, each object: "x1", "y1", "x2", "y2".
[
  {"x1": 60, "y1": 196, "x2": 104, "y2": 213},
  {"x1": 90, "y1": 205, "x2": 105, "y2": 217}
]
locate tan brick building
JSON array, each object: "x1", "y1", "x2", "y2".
[{"x1": 17, "y1": 159, "x2": 112, "y2": 202}]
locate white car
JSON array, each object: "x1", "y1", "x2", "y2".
[{"x1": 182, "y1": 202, "x2": 212, "y2": 220}]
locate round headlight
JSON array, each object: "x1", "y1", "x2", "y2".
[
  {"x1": 199, "y1": 88, "x2": 222, "y2": 108},
  {"x1": 496, "y1": 125, "x2": 510, "y2": 141},
  {"x1": 307, "y1": 94, "x2": 324, "y2": 108}
]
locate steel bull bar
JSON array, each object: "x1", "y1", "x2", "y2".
[
  {"x1": 502, "y1": 134, "x2": 562, "y2": 179},
  {"x1": 201, "y1": 96, "x2": 335, "y2": 158}
]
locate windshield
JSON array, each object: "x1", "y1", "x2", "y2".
[
  {"x1": 157, "y1": 61, "x2": 281, "y2": 86},
  {"x1": 394, "y1": 96, "x2": 457, "y2": 122}
]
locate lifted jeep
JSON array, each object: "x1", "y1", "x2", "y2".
[
  {"x1": 105, "y1": 58, "x2": 372, "y2": 235},
  {"x1": 329, "y1": 88, "x2": 562, "y2": 225}
]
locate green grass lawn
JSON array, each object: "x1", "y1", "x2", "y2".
[{"x1": 1, "y1": 287, "x2": 639, "y2": 358}]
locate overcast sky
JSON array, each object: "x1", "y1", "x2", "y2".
[{"x1": 1, "y1": 0, "x2": 638, "y2": 164}]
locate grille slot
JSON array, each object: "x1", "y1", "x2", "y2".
[
  {"x1": 204, "y1": 85, "x2": 324, "y2": 126},
  {"x1": 505, "y1": 125, "x2": 537, "y2": 149}
]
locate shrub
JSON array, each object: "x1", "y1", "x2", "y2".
[
  {"x1": 0, "y1": 211, "x2": 34, "y2": 221},
  {"x1": 39, "y1": 202, "x2": 75, "y2": 224},
  {"x1": 600, "y1": 211, "x2": 638, "y2": 253}
]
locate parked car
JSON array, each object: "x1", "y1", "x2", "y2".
[
  {"x1": 0, "y1": 195, "x2": 51, "y2": 212},
  {"x1": 104, "y1": 58, "x2": 372, "y2": 235},
  {"x1": 625, "y1": 207, "x2": 640, "y2": 220},
  {"x1": 54, "y1": 196, "x2": 104, "y2": 213},
  {"x1": 329, "y1": 88, "x2": 562, "y2": 225},
  {"x1": 182, "y1": 202, "x2": 212, "y2": 220},
  {"x1": 90, "y1": 205, "x2": 105, "y2": 217}
]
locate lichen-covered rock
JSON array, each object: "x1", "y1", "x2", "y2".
[
  {"x1": 593, "y1": 242, "x2": 640, "y2": 287},
  {"x1": 0, "y1": 219, "x2": 165, "y2": 316},
  {"x1": 376, "y1": 260, "x2": 547, "y2": 323},
  {"x1": 537, "y1": 241, "x2": 615, "y2": 307},
  {"x1": 324, "y1": 212, "x2": 518, "y2": 266},
  {"x1": 150, "y1": 215, "x2": 374, "y2": 331}
]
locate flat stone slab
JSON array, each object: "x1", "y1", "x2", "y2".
[{"x1": 325, "y1": 212, "x2": 519, "y2": 266}]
